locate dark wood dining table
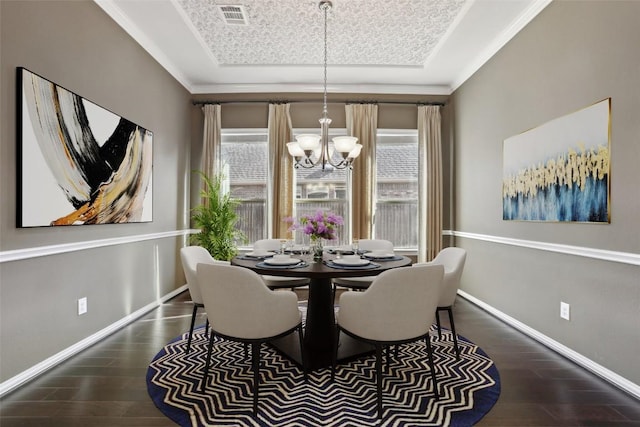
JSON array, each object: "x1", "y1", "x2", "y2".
[{"x1": 231, "y1": 253, "x2": 412, "y2": 370}]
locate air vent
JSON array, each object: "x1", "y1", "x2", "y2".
[{"x1": 218, "y1": 5, "x2": 248, "y2": 25}]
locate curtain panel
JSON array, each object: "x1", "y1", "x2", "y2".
[
  {"x1": 346, "y1": 103, "x2": 378, "y2": 240},
  {"x1": 268, "y1": 103, "x2": 294, "y2": 238},
  {"x1": 418, "y1": 105, "x2": 443, "y2": 262},
  {"x1": 201, "y1": 104, "x2": 222, "y2": 206}
]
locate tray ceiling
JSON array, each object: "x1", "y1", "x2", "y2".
[{"x1": 96, "y1": 0, "x2": 550, "y2": 94}]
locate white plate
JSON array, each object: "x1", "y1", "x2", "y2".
[
  {"x1": 245, "y1": 251, "x2": 275, "y2": 257},
  {"x1": 332, "y1": 258, "x2": 370, "y2": 266},
  {"x1": 329, "y1": 246, "x2": 355, "y2": 253},
  {"x1": 264, "y1": 257, "x2": 302, "y2": 266},
  {"x1": 365, "y1": 252, "x2": 395, "y2": 259}
]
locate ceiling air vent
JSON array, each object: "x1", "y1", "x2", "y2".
[{"x1": 218, "y1": 5, "x2": 248, "y2": 25}]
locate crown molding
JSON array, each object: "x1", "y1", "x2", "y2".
[
  {"x1": 94, "y1": 0, "x2": 194, "y2": 92},
  {"x1": 189, "y1": 83, "x2": 452, "y2": 96},
  {"x1": 451, "y1": 0, "x2": 552, "y2": 91}
]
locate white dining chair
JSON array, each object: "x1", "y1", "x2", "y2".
[
  {"x1": 180, "y1": 246, "x2": 230, "y2": 354},
  {"x1": 332, "y1": 264, "x2": 444, "y2": 418},
  {"x1": 197, "y1": 262, "x2": 306, "y2": 415},
  {"x1": 415, "y1": 247, "x2": 467, "y2": 360},
  {"x1": 252, "y1": 239, "x2": 310, "y2": 290}
]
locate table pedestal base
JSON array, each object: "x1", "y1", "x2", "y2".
[
  {"x1": 271, "y1": 276, "x2": 374, "y2": 371},
  {"x1": 271, "y1": 331, "x2": 374, "y2": 371}
]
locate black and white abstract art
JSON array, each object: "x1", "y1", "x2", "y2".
[{"x1": 17, "y1": 67, "x2": 153, "y2": 227}]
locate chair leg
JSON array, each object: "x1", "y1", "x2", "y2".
[
  {"x1": 424, "y1": 334, "x2": 439, "y2": 400},
  {"x1": 201, "y1": 333, "x2": 216, "y2": 392},
  {"x1": 204, "y1": 318, "x2": 210, "y2": 338},
  {"x1": 375, "y1": 344, "x2": 384, "y2": 419},
  {"x1": 251, "y1": 342, "x2": 260, "y2": 416},
  {"x1": 435, "y1": 308, "x2": 442, "y2": 339},
  {"x1": 297, "y1": 325, "x2": 308, "y2": 382},
  {"x1": 446, "y1": 306, "x2": 460, "y2": 360},
  {"x1": 186, "y1": 304, "x2": 199, "y2": 354},
  {"x1": 331, "y1": 326, "x2": 340, "y2": 381},
  {"x1": 384, "y1": 346, "x2": 390, "y2": 373}
]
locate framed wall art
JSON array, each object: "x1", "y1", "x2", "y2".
[
  {"x1": 502, "y1": 98, "x2": 610, "y2": 223},
  {"x1": 17, "y1": 67, "x2": 153, "y2": 227}
]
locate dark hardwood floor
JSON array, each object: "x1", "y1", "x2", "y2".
[{"x1": 1, "y1": 290, "x2": 638, "y2": 426}]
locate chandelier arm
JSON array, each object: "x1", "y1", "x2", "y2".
[{"x1": 291, "y1": 1, "x2": 357, "y2": 171}]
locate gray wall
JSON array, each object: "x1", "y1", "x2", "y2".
[
  {"x1": 0, "y1": 1, "x2": 191, "y2": 382},
  {"x1": 452, "y1": 1, "x2": 640, "y2": 384}
]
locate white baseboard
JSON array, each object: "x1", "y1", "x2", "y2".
[
  {"x1": 0, "y1": 285, "x2": 188, "y2": 398},
  {"x1": 458, "y1": 289, "x2": 640, "y2": 400}
]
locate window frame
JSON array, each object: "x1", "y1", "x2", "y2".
[
  {"x1": 374, "y1": 129, "x2": 419, "y2": 250},
  {"x1": 220, "y1": 129, "x2": 270, "y2": 247},
  {"x1": 219, "y1": 127, "x2": 419, "y2": 253}
]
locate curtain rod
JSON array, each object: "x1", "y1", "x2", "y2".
[{"x1": 191, "y1": 99, "x2": 445, "y2": 107}]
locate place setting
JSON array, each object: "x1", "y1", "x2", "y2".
[
  {"x1": 326, "y1": 245, "x2": 358, "y2": 256},
  {"x1": 237, "y1": 250, "x2": 276, "y2": 260},
  {"x1": 362, "y1": 250, "x2": 404, "y2": 262},
  {"x1": 255, "y1": 253, "x2": 308, "y2": 269},
  {"x1": 324, "y1": 254, "x2": 381, "y2": 270}
]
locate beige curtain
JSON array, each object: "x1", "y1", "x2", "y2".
[
  {"x1": 201, "y1": 104, "x2": 222, "y2": 205},
  {"x1": 418, "y1": 105, "x2": 443, "y2": 262},
  {"x1": 346, "y1": 103, "x2": 378, "y2": 240},
  {"x1": 268, "y1": 103, "x2": 294, "y2": 239}
]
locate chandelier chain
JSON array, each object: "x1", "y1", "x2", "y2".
[
  {"x1": 286, "y1": 0, "x2": 361, "y2": 170},
  {"x1": 322, "y1": 1, "x2": 329, "y2": 116}
]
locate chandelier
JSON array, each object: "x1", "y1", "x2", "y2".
[{"x1": 286, "y1": 0, "x2": 362, "y2": 170}]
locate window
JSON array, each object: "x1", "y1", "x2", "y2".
[
  {"x1": 292, "y1": 129, "x2": 350, "y2": 246},
  {"x1": 220, "y1": 128, "x2": 419, "y2": 251},
  {"x1": 221, "y1": 129, "x2": 268, "y2": 245},
  {"x1": 374, "y1": 130, "x2": 419, "y2": 249}
]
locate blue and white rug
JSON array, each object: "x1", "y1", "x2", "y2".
[{"x1": 147, "y1": 325, "x2": 500, "y2": 426}]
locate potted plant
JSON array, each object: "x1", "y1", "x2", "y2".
[{"x1": 190, "y1": 171, "x2": 245, "y2": 261}]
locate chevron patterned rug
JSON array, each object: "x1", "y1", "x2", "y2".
[{"x1": 147, "y1": 321, "x2": 499, "y2": 427}]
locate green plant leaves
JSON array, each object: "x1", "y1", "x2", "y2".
[{"x1": 189, "y1": 171, "x2": 246, "y2": 261}]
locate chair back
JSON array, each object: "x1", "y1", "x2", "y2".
[
  {"x1": 180, "y1": 246, "x2": 229, "y2": 304},
  {"x1": 357, "y1": 239, "x2": 394, "y2": 252},
  {"x1": 197, "y1": 263, "x2": 300, "y2": 340},
  {"x1": 418, "y1": 247, "x2": 467, "y2": 307},
  {"x1": 338, "y1": 264, "x2": 444, "y2": 342},
  {"x1": 253, "y1": 239, "x2": 284, "y2": 253}
]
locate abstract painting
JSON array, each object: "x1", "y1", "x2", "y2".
[
  {"x1": 17, "y1": 67, "x2": 153, "y2": 227},
  {"x1": 502, "y1": 98, "x2": 610, "y2": 222}
]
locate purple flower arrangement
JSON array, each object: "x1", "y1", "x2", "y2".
[{"x1": 285, "y1": 210, "x2": 343, "y2": 241}]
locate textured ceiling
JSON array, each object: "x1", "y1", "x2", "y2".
[
  {"x1": 96, "y1": 0, "x2": 551, "y2": 94},
  {"x1": 178, "y1": 0, "x2": 466, "y2": 66}
]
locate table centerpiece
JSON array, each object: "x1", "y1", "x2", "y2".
[{"x1": 286, "y1": 210, "x2": 343, "y2": 261}]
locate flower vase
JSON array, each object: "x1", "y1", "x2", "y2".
[{"x1": 312, "y1": 238, "x2": 324, "y2": 262}]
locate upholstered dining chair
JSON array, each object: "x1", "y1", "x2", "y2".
[
  {"x1": 415, "y1": 247, "x2": 467, "y2": 360},
  {"x1": 197, "y1": 262, "x2": 306, "y2": 416},
  {"x1": 252, "y1": 239, "x2": 310, "y2": 290},
  {"x1": 332, "y1": 239, "x2": 394, "y2": 297},
  {"x1": 180, "y1": 246, "x2": 230, "y2": 354},
  {"x1": 332, "y1": 264, "x2": 444, "y2": 418}
]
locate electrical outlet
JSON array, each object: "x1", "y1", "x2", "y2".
[
  {"x1": 560, "y1": 301, "x2": 570, "y2": 320},
  {"x1": 78, "y1": 297, "x2": 88, "y2": 315}
]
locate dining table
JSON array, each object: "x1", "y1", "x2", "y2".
[{"x1": 231, "y1": 250, "x2": 412, "y2": 371}]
